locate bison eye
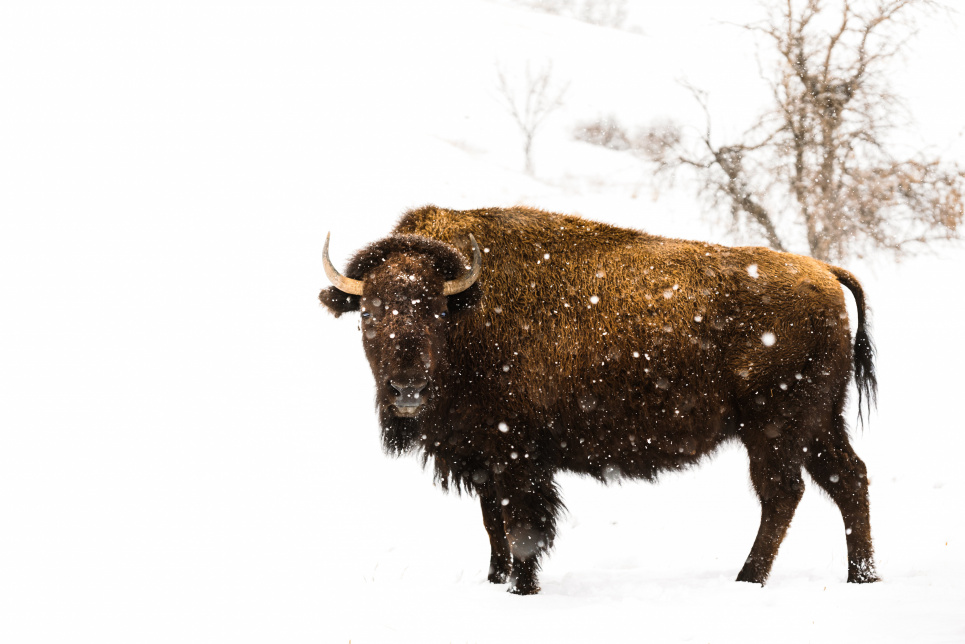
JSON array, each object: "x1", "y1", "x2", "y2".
[
  {"x1": 361, "y1": 311, "x2": 372, "y2": 319},
  {"x1": 440, "y1": 311, "x2": 447, "y2": 317}
]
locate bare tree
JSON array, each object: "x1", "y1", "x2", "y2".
[
  {"x1": 580, "y1": 0, "x2": 964, "y2": 262},
  {"x1": 496, "y1": 61, "x2": 568, "y2": 176}
]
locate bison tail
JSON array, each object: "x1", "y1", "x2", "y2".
[{"x1": 829, "y1": 266, "x2": 878, "y2": 426}]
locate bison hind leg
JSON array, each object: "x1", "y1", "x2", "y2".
[
  {"x1": 736, "y1": 453, "x2": 805, "y2": 585},
  {"x1": 803, "y1": 414, "x2": 879, "y2": 583},
  {"x1": 736, "y1": 408, "x2": 811, "y2": 585}
]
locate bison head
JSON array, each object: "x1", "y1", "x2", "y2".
[{"x1": 320, "y1": 233, "x2": 482, "y2": 447}]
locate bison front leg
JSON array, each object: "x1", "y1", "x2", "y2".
[
  {"x1": 477, "y1": 482, "x2": 512, "y2": 584},
  {"x1": 493, "y1": 463, "x2": 563, "y2": 595}
]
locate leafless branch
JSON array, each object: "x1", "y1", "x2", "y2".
[
  {"x1": 576, "y1": 0, "x2": 962, "y2": 262},
  {"x1": 496, "y1": 61, "x2": 569, "y2": 175}
]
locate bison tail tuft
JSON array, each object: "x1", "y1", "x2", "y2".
[{"x1": 830, "y1": 266, "x2": 878, "y2": 427}]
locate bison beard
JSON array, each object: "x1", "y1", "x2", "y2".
[{"x1": 320, "y1": 205, "x2": 879, "y2": 594}]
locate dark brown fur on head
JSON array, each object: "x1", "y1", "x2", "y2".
[
  {"x1": 319, "y1": 234, "x2": 481, "y2": 317},
  {"x1": 319, "y1": 233, "x2": 482, "y2": 453}
]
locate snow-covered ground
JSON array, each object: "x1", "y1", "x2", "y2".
[{"x1": 1, "y1": 1, "x2": 963, "y2": 642}]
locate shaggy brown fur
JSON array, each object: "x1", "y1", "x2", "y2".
[{"x1": 320, "y1": 205, "x2": 879, "y2": 594}]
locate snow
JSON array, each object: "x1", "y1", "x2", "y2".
[{"x1": 1, "y1": 0, "x2": 964, "y2": 643}]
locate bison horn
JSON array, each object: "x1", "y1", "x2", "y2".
[
  {"x1": 323, "y1": 232, "x2": 365, "y2": 296},
  {"x1": 443, "y1": 234, "x2": 482, "y2": 296}
]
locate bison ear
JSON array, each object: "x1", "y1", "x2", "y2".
[
  {"x1": 447, "y1": 281, "x2": 482, "y2": 313},
  {"x1": 319, "y1": 287, "x2": 360, "y2": 317}
]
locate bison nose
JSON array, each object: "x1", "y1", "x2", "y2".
[{"x1": 389, "y1": 379, "x2": 428, "y2": 407}]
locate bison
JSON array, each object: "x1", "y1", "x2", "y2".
[{"x1": 319, "y1": 205, "x2": 878, "y2": 595}]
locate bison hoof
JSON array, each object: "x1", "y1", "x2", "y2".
[
  {"x1": 735, "y1": 569, "x2": 766, "y2": 586},
  {"x1": 488, "y1": 558, "x2": 511, "y2": 584},
  {"x1": 735, "y1": 558, "x2": 769, "y2": 586},
  {"x1": 849, "y1": 574, "x2": 880, "y2": 584},
  {"x1": 848, "y1": 561, "x2": 879, "y2": 583},
  {"x1": 508, "y1": 582, "x2": 540, "y2": 595},
  {"x1": 488, "y1": 570, "x2": 510, "y2": 584}
]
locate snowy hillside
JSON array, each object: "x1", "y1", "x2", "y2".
[{"x1": 1, "y1": 1, "x2": 963, "y2": 642}]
